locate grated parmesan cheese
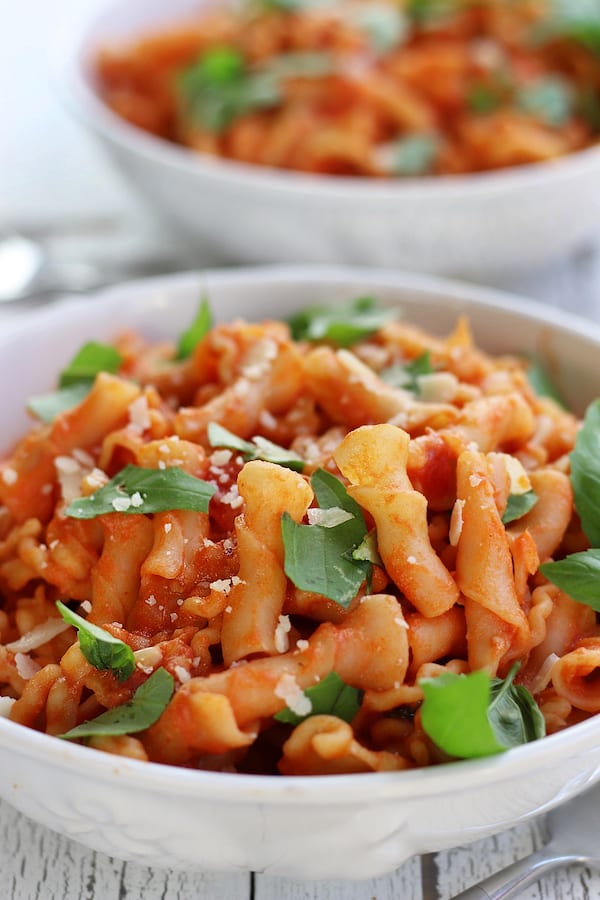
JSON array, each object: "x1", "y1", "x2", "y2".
[
  {"x1": 449, "y1": 498, "x2": 465, "y2": 547},
  {"x1": 128, "y1": 395, "x2": 151, "y2": 433},
  {"x1": 6, "y1": 618, "x2": 70, "y2": 653},
  {"x1": 210, "y1": 579, "x2": 233, "y2": 595},
  {"x1": 210, "y1": 449, "x2": 233, "y2": 468},
  {"x1": 274, "y1": 673, "x2": 312, "y2": 717},
  {"x1": 307, "y1": 507, "x2": 354, "y2": 527},
  {"x1": 174, "y1": 665, "x2": 191, "y2": 684},
  {"x1": 0, "y1": 697, "x2": 16, "y2": 718},
  {"x1": 417, "y1": 372, "x2": 459, "y2": 403},
  {"x1": 274, "y1": 615, "x2": 291, "y2": 653},
  {"x1": 112, "y1": 496, "x2": 132, "y2": 512},
  {"x1": 14, "y1": 653, "x2": 41, "y2": 680},
  {"x1": 2, "y1": 467, "x2": 18, "y2": 486}
]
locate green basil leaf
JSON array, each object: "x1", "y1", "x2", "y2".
[
  {"x1": 176, "y1": 296, "x2": 213, "y2": 361},
  {"x1": 281, "y1": 469, "x2": 369, "y2": 606},
  {"x1": 56, "y1": 600, "x2": 135, "y2": 682},
  {"x1": 420, "y1": 669, "x2": 505, "y2": 758},
  {"x1": 381, "y1": 351, "x2": 435, "y2": 393},
  {"x1": 207, "y1": 422, "x2": 304, "y2": 471},
  {"x1": 385, "y1": 134, "x2": 439, "y2": 176},
  {"x1": 351, "y1": 529, "x2": 382, "y2": 567},
  {"x1": 515, "y1": 77, "x2": 574, "y2": 127},
  {"x1": 501, "y1": 490, "x2": 539, "y2": 525},
  {"x1": 467, "y1": 83, "x2": 503, "y2": 115},
  {"x1": 258, "y1": 0, "x2": 332, "y2": 12},
  {"x1": 207, "y1": 422, "x2": 256, "y2": 456},
  {"x1": 526, "y1": 358, "x2": 566, "y2": 408},
  {"x1": 488, "y1": 664, "x2": 546, "y2": 745},
  {"x1": 351, "y1": 5, "x2": 408, "y2": 53},
  {"x1": 60, "y1": 667, "x2": 174, "y2": 740},
  {"x1": 66, "y1": 464, "x2": 216, "y2": 520},
  {"x1": 571, "y1": 399, "x2": 600, "y2": 546},
  {"x1": 288, "y1": 296, "x2": 399, "y2": 347},
  {"x1": 406, "y1": 0, "x2": 454, "y2": 26},
  {"x1": 420, "y1": 665, "x2": 543, "y2": 759},
  {"x1": 540, "y1": 2, "x2": 600, "y2": 55},
  {"x1": 578, "y1": 85, "x2": 600, "y2": 131},
  {"x1": 178, "y1": 48, "x2": 333, "y2": 133},
  {"x1": 310, "y1": 468, "x2": 366, "y2": 525},
  {"x1": 59, "y1": 342, "x2": 122, "y2": 388},
  {"x1": 178, "y1": 47, "x2": 279, "y2": 132},
  {"x1": 27, "y1": 381, "x2": 94, "y2": 423},
  {"x1": 540, "y1": 550, "x2": 600, "y2": 610},
  {"x1": 281, "y1": 512, "x2": 368, "y2": 606},
  {"x1": 274, "y1": 671, "x2": 362, "y2": 725}
]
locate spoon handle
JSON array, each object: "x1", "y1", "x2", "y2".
[{"x1": 449, "y1": 850, "x2": 585, "y2": 900}]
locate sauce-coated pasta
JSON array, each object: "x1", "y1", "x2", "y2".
[
  {"x1": 95, "y1": 0, "x2": 600, "y2": 176},
  {"x1": 0, "y1": 297, "x2": 598, "y2": 774}
]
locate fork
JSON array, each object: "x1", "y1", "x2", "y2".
[{"x1": 0, "y1": 229, "x2": 188, "y2": 303}]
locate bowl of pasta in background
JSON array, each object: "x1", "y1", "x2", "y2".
[
  {"x1": 2, "y1": 265, "x2": 600, "y2": 877},
  {"x1": 55, "y1": 0, "x2": 600, "y2": 278}
]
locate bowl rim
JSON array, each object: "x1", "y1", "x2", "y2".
[
  {"x1": 3, "y1": 262, "x2": 600, "y2": 805},
  {"x1": 53, "y1": 0, "x2": 600, "y2": 203}
]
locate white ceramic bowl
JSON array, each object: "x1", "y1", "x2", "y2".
[
  {"x1": 55, "y1": 0, "x2": 600, "y2": 279},
  {"x1": 2, "y1": 265, "x2": 600, "y2": 878}
]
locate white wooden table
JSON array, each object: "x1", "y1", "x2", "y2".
[{"x1": 3, "y1": 1, "x2": 600, "y2": 897}]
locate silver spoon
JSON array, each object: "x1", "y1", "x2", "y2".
[
  {"x1": 449, "y1": 781, "x2": 600, "y2": 899},
  {"x1": 0, "y1": 231, "x2": 187, "y2": 303}
]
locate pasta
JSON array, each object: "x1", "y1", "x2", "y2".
[
  {"x1": 1, "y1": 294, "x2": 599, "y2": 776},
  {"x1": 95, "y1": 0, "x2": 600, "y2": 177}
]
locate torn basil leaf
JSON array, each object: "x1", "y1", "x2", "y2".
[
  {"x1": 281, "y1": 469, "x2": 369, "y2": 606},
  {"x1": 351, "y1": 530, "x2": 382, "y2": 567},
  {"x1": 539, "y1": 2, "x2": 600, "y2": 55},
  {"x1": 177, "y1": 47, "x2": 332, "y2": 133},
  {"x1": 488, "y1": 664, "x2": 545, "y2": 746},
  {"x1": 540, "y1": 550, "x2": 600, "y2": 611},
  {"x1": 56, "y1": 600, "x2": 135, "y2": 682},
  {"x1": 176, "y1": 296, "x2": 213, "y2": 361},
  {"x1": 28, "y1": 382, "x2": 94, "y2": 424},
  {"x1": 467, "y1": 82, "x2": 504, "y2": 115},
  {"x1": 526, "y1": 358, "x2": 566, "y2": 408},
  {"x1": 178, "y1": 46, "x2": 278, "y2": 132},
  {"x1": 66, "y1": 464, "x2": 215, "y2": 519},
  {"x1": 502, "y1": 490, "x2": 539, "y2": 525},
  {"x1": 207, "y1": 422, "x2": 304, "y2": 471},
  {"x1": 59, "y1": 342, "x2": 122, "y2": 389},
  {"x1": 352, "y1": 4, "x2": 408, "y2": 53},
  {"x1": 571, "y1": 399, "x2": 600, "y2": 547},
  {"x1": 386, "y1": 134, "x2": 439, "y2": 176},
  {"x1": 420, "y1": 664, "x2": 544, "y2": 759},
  {"x1": 274, "y1": 671, "x2": 362, "y2": 725},
  {"x1": 380, "y1": 351, "x2": 435, "y2": 393},
  {"x1": 515, "y1": 77, "x2": 573, "y2": 127},
  {"x1": 60, "y1": 667, "x2": 174, "y2": 739},
  {"x1": 28, "y1": 341, "x2": 123, "y2": 422},
  {"x1": 288, "y1": 296, "x2": 399, "y2": 347}
]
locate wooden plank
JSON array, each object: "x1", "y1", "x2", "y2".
[
  {"x1": 0, "y1": 798, "x2": 250, "y2": 900},
  {"x1": 255, "y1": 857, "x2": 422, "y2": 900}
]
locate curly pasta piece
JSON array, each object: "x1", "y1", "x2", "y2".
[
  {"x1": 279, "y1": 715, "x2": 410, "y2": 775},
  {"x1": 335, "y1": 424, "x2": 459, "y2": 616},
  {"x1": 221, "y1": 460, "x2": 313, "y2": 665}
]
